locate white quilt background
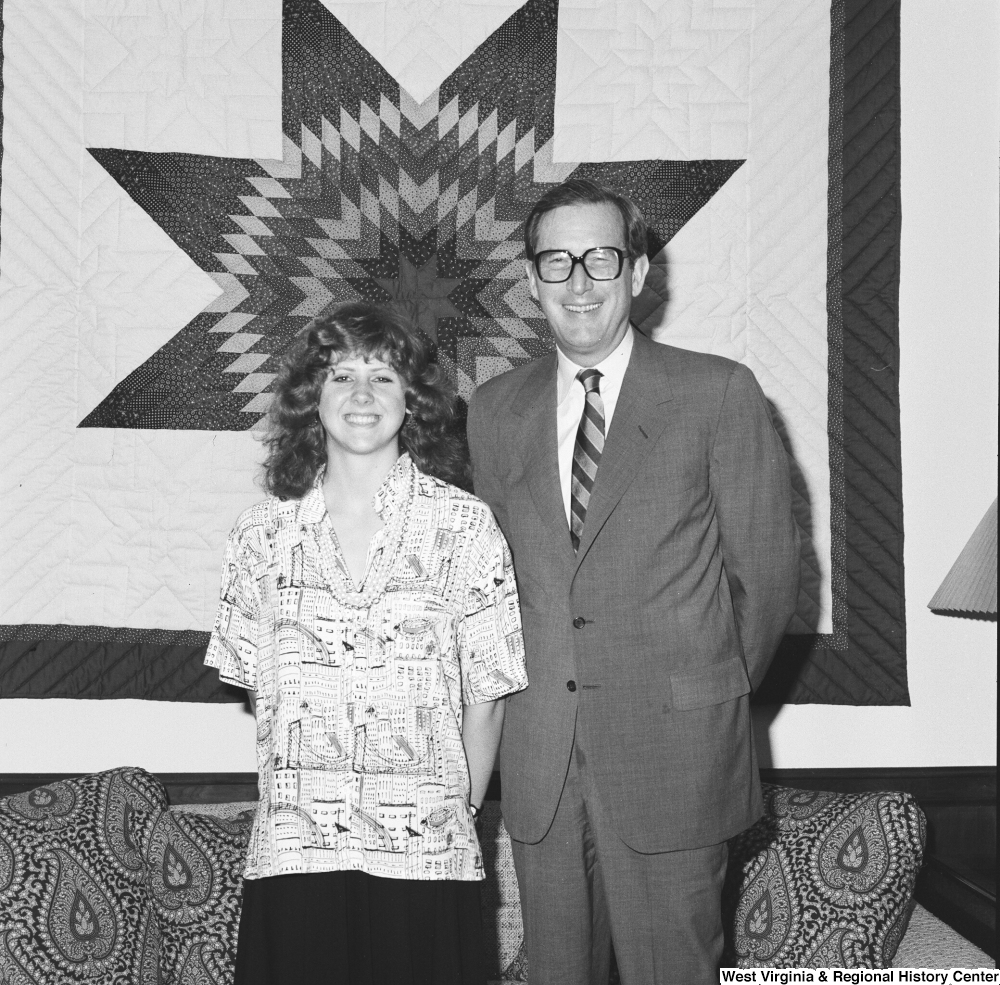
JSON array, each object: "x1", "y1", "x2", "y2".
[{"x1": 0, "y1": 0, "x2": 831, "y2": 635}]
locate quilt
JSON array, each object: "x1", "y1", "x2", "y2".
[{"x1": 0, "y1": 0, "x2": 905, "y2": 705}]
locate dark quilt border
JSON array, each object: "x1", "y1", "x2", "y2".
[
  {"x1": 758, "y1": 0, "x2": 907, "y2": 704},
  {"x1": 0, "y1": 0, "x2": 907, "y2": 705},
  {"x1": 0, "y1": 625, "x2": 237, "y2": 701}
]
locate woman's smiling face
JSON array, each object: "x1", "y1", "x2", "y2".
[{"x1": 318, "y1": 353, "x2": 407, "y2": 462}]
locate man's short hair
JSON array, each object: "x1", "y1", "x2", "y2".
[{"x1": 523, "y1": 178, "x2": 649, "y2": 263}]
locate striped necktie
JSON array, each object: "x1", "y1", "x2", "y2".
[{"x1": 570, "y1": 368, "x2": 605, "y2": 552}]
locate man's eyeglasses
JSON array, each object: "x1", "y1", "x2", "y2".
[{"x1": 532, "y1": 247, "x2": 626, "y2": 283}]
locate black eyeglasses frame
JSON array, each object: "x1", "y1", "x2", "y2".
[{"x1": 532, "y1": 247, "x2": 626, "y2": 283}]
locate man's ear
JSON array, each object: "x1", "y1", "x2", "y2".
[
  {"x1": 630, "y1": 254, "x2": 650, "y2": 297},
  {"x1": 525, "y1": 260, "x2": 540, "y2": 301}
]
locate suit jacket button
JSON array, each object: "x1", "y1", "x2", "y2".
[
  {"x1": 566, "y1": 680, "x2": 577, "y2": 692},
  {"x1": 572, "y1": 617, "x2": 586, "y2": 629}
]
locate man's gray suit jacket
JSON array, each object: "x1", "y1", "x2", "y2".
[{"x1": 467, "y1": 331, "x2": 800, "y2": 853}]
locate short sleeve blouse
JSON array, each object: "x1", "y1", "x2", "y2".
[{"x1": 205, "y1": 455, "x2": 527, "y2": 881}]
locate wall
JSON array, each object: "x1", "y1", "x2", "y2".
[{"x1": 0, "y1": 0, "x2": 996, "y2": 774}]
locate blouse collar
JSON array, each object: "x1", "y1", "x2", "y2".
[{"x1": 371, "y1": 452, "x2": 415, "y2": 520}]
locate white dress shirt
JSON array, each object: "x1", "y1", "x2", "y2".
[{"x1": 556, "y1": 329, "x2": 634, "y2": 525}]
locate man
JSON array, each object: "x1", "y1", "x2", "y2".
[{"x1": 466, "y1": 178, "x2": 800, "y2": 984}]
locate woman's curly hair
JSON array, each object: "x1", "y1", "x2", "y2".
[{"x1": 262, "y1": 303, "x2": 470, "y2": 499}]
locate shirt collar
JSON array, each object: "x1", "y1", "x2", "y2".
[
  {"x1": 556, "y1": 327, "x2": 635, "y2": 405},
  {"x1": 298, "y1": 452, "x2": 414, "y2": 523},
  {"x1": 371, "y1": 452, "x2": 415, "y2": 519}
]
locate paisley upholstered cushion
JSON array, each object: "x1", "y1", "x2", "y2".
[
  {"x1": 0, "y1": 767, "x2": 168, "y2": 983},
  {"x1": 723, "y1": 783, "x2": 926, "y2": 969},
  {"x1": 150, "y1": 802, "x2": 255, "y2": 983}
]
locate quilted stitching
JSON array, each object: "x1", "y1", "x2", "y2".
[
  {"x1": 554, "y1": 0, "x2": 752, "y2": 161},
  {"x1": 0, "y1": 0, "x2": 906, "y2": 705},
  {"x1": 82, "y1": 4, "x2": 282, "y2": 159}
]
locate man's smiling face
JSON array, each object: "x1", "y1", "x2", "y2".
[{"x1": 526, "y1": 201, "x2": 649, "y2": 366}]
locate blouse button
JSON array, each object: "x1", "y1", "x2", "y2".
[
  {"x1": 572, "y1": 617, "x2": 586, "y2": 629},
  {"x1": 566, "y1": 680, "x2": 577, "y2": 693}
]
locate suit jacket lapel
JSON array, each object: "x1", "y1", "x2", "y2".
[
  {"x1": 511, "y1": 355, "x2": 576, "y2": 564},
  {"x1": 573, "y1": 333, "x2": 674, "y2": 568}
]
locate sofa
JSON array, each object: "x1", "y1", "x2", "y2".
[{"x1": 0, "y1": 767, "x2": 992, "y2": 983}]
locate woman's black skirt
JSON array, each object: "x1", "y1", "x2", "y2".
[{"x1": 234, "y1": 870, "x2": 486, "y2": 985}]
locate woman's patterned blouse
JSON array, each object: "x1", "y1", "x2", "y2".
[{"x1": 205, "y1": 455, "x2": 527, "y2": 882}]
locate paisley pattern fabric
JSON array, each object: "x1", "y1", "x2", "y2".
[
  {"x1": 803, "y1": 924, "x2": 867, "y2": 967},
  {"x1": 723, "y1": 783, "x2": 925, "y2": 969},
  {"x1": 103, "y1": 767, "x2": 162, "y2": 875},
  {"x1": 5, "y1": 780, "x2": 78, "y2": 827},
  {"x1": 152, "y1": 805, "x2": 255, "y2": 984},
  {"x1": 732, "y1": 847, "x2": 800, "y2": 964},
  {"x1": 0, "y1": 767, "x2": 168, "y2": 983},
  {"x1": 0, "y1": 829, "x2": 20, "y2": 900},
  {"x1": 41, "y1": 847, "x2": 120, "y2": 970},
  {"x1": 816, "y1": 797, "x2": 892, "y2": 903},
  {"x1": 0, "y1": 929, "x2": 41, "y2": 985},
  {"x1": 149, "y1": 812, "x2": 216, "y2": 919},
  {"x1": 0, "y1": 771, "x2": 253, "y2": 985}
]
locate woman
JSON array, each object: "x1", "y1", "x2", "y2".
[{"x1": 205, "y1": 302, "x2": 527, "y2": 985}]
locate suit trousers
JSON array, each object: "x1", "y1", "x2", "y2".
[{"x1": 509, "y1": 732, "x2": 728, "y2": 985}]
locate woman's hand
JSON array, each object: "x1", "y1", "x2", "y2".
[{"x1": 461, "y1": 699, "x2": 505, "y2": 812}]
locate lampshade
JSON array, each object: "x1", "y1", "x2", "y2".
[{"x1": 928, "y1": 497, "x2": 997, "y2": 617}]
